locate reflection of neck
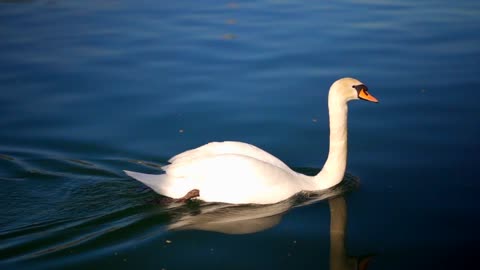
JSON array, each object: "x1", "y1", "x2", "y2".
[
  {"x1": 315, "y1": 90, "x2": 348, "y2": 189},
  {"x1": 329, "y1": 196, "x2": 356, "y2": 270}
]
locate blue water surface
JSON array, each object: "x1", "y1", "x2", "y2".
[{"x1": 1, "y1": 0, "x2": 479, "y2": 269}]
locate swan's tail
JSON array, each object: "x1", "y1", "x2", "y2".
[{"x1": 124, "y1": 170, "x2": 169, "y2": 195}]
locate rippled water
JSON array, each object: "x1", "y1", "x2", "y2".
[{"x1": 1, "y1": 0, "x2": 479, "y2": 269}]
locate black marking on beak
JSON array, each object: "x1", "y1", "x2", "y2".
[
  {"x1": 353, "y1": 84, "x2": 368, "y2": 93},
  {"x1": 354, "y1": 84, "x2": 378, "y2": 102}
]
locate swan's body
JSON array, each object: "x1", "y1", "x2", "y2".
[{"x1": 125, "y1": 78, "x2": 378, "y2": 204}]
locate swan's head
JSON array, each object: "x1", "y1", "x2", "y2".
[{"x1": 331, "y1": 77, "x2": 378, "y2": 103}]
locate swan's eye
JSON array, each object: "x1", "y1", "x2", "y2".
[{"x1": 353, "y1": 84, "x2": 368, "y2": 93}]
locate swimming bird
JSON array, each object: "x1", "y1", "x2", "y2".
[{"x1": 124, "y1": 77, "x2": 378, "y2": 204}]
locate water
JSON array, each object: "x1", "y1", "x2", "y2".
[{"x1": 1, "y1": 0, "x2": 479, "y2": 269}]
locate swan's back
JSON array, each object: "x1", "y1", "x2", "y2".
[{"x1": 167, "y1": 141, "x2": 291, "y2": 171}]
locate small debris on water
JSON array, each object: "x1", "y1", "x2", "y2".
[
  {"x1": 166, "y1": 240, "x2": 172, "y2": 244},
  {"x1": 179, "y1": 129, "x2": 184, "y2": 133},
  {"x1": 222, "y1": 33, "x2": 236, "y2": 40}
]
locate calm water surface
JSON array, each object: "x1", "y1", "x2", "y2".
[{"x1": 1, "y1": 0, "x2": 479, "y2": 269}]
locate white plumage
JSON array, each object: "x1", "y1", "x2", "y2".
[{"x1": 125, "y1": 77, "x2": 378, "y2": 204}]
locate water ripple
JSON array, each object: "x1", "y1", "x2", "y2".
[{"x1": 0, "y1": 154, "x2": 358, "y2": 263}]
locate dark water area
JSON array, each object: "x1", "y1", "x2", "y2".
[{"x1": 1, "y1": 0, "x2": 479, "y2": 269}]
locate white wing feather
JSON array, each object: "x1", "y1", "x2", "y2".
[
  {"x1": 167, "y1": 141, "x2": 291, "y2": 171},
  {"x1": 163, "y1": 154, "x2": 301, "y2": 204},
  {"x1": 126, "y1": 142, "x2": 310, "y2": 204}
]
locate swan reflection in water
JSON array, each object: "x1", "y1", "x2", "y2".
[{"x1": 166, "y1": 175, "x2": 373, "y2": 270}]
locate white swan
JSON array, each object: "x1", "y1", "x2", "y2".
[{"x1": 124, "y1": 77, "x2": 378, "y2": 204}]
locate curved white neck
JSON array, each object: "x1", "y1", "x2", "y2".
[{"x1": 314, "y1": 89, "x2": 348, "y2": 189}]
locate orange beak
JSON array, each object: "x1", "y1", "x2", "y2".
[{"x1": 358, "y1": 89, "x2": 379, "y2": 103}]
